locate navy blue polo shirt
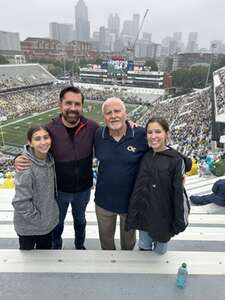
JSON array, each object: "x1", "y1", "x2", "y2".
[{"x1": 94, "y1": 124, "x2": 148, "y2": 213}]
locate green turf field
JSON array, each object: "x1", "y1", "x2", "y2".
[{"x1": 0, "y1": 101, "x2": 136, "y2": 147}]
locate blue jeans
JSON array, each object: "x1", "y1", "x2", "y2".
[
  {"x1": 139, "y1": 230, "x2": 168, "y2": 255},
  {"x1": 52, "y1": 189, "x2": 91, "y2": 249},
  {"x1": 190, "y1": 194, "x2": 225, "y2": 206}
]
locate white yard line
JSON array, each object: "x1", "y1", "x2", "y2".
[{"x1": 0, "y1": 108, "x2": 58, "y2": 128}]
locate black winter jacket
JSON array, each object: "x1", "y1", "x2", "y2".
[{"x1": 125, "y1": 147, "x2": 189, "y2": 242}]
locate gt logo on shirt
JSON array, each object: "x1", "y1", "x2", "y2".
[{"x1": 127, "y1": 145, "x2": 136, "y2": 152}]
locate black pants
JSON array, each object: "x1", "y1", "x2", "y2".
[{"x1": 18, "y1": 231, "x2": 52, "y2": 250}]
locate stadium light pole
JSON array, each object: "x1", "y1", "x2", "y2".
[
  {"x1": 63, "y1": 55, "x2": 66, "y2": 79},
  {"x1": 205, "y1": 43, "x2": 217, "y2": 88},
  {"x1": 72, "y1": 57, "x2": 75, "y2": 79},
  {"x1": 207, "y1": 44, "x2": 218, "y2": 153},
  {"x1": 210, "y1": 81, "x2": 217, "y2": 153},
  {"x1": 0, "y1": 124, "x2": 5, "y2": 147},
  {"x1": 61, "y1": 45, "x2": 67, "y2": 79}
]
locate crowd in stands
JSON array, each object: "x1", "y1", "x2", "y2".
[
  {"x1": 0, "y1": 86, "x2": 60, "y2": 120},
  {"x1": 0, "y1": 85, "x2": 151, "y2": 121},
  {"x1": 0, "y1": 64, "x2": 56, "y2": 91},
  {"x1": 0, "y1": 152, "x2": 14, "y2": 175},
  {"x1": 83, "y1": 87, "x2": 143, "y2": 104},
  {"x1": 82, "y1": 87, "x2": 159, "y2": 105},
  {"x1": 171, "y1": 89, "x2": 211, "y2": 157},
  {"x1": 214, "y1": 66, "x2": 225, "y2": 115},
  {"x1": 0, "y1": 85, "x2": 218, "y2": 172},
  {"x1": 136, "y1": 88, "x2": 212, "y2": 158},
  {"x1": 186, "y1": 152, "x2": 225, "y2": 178},
  {"x1": 1, "y1": 64, "x2": 225, "y2": 174}
]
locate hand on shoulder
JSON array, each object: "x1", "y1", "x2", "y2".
[{"x1": 15, "y1": 155, "x2": 32, "y2": 172}]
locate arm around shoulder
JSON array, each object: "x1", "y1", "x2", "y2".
[{"x1": 14, "y1": 155, "x2": 32, "y2": 172}]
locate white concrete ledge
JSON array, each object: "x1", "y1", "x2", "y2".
[
  {"x1": 190, "y1": 204, "x2": 225, "y2": 214},
  {"x1": 1, "y1": 212, "x2": 225, "y2": 224},
  {"x1": 1, "y1": 225, "x2": 225, "y2": 241},
  {"x1": 187, "y1": 186, "x2": 212, "y2": 195},
  {"x1": 185, "y1": 176, "x2": 221, "y2": 188},
  {"x1": 0, "y1": 250, "x2": 225, "y2": 275},
  {"x1": 189, "y1": 214, "x2": 225, "y2": 224}
]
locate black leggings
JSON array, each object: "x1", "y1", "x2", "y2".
[{"x1": 18, "y1": 231, "x2": 52, "y2": 250}]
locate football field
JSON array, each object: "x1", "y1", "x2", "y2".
[{"x1": 0, "y1": 101, "x2": 136, "y2": 147}]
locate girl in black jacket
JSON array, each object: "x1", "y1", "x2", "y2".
[{"x1": 126, "y1": 117, "x2": 189, "y2": 254}]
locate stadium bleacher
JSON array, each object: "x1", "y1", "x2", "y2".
[
  {"x1": 76, "y1": 83, "x2": 162, "y2": 105},
  {"x1": 0, "y1": 64, "x2": 56, "y2": 91},
  {"x1": 0, "y1": 85, "x2": 60, "y2": 121},
  {"x1": 0, "y1": 65, "x2": 225, "y2": 298},
  {"x1": 214, "y1": 66, "x2": 225, "y2": 117},
  {"x1": 1, "y1": 176, "x2": 225, "y2": 299},
  {"x1": 137, "y1": 88, "x2": 211, "y2": 157}
]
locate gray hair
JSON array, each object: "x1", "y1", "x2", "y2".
[{"x1": 102, "y1": 97, "x2": 126, "y2": 114}]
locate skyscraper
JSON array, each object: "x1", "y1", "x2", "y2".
[
  {"x1": 142, "y1": 32, "x2": 152, "y2": 42},
  {"x1": 107, "y1": 13, "x2": 120, "y2": 38},
  {"x1": 132, "y1": 14, "x2": 140, "y2": 37},
  {"x1": 99, "y1": 26, "x2": 109, "y2": 52},
  {"x1": 169, "y1": 32, "x2": 183, "y2": 54},
  {"x1": 0, "y1": 31, "x2": 20, "y2": 51},
  {"x1": 210, "y1": 40, "x2": 223, "y2": 54},
  {"x1": 108, "y1": 14, "x2": 114, "y2": 33},
  {"x1": 121, "y1": 20, "x2": 133, "y2": 36},
  {"x1": 186, "y1": 32, "x2": 198, "y2": 52},
  {"x1": 173, "y1": 32, "x2": 182, "y2": 43},
  {"x1": 49, "y1": 22, "x2": 73, "y2": 44},
  {"x1": 75, "y1": 0, "x2": 90, "y2": 41},
  {"x1": 114, "y1": 14, "x2": 120, "y2": 38}
]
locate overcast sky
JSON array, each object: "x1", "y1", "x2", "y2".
[{"x1": 0, "y1": 0, "x2": 224, "y2": 48}]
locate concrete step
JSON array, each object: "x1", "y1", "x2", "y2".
[
  {"x1": 1, "y1": 224, "x2": 225, "y2": 242},
  {"x1": 1, "y1": 176, "x2": 225, "y2": 299},
  {"x1": 1, "y1": 249, "x2": 225, "y2": 275},
  {"x1": 1, "y1": 250, "x2": 225, "y2": 300},
  {"x1": 1, "y1": 175, "x2": 225, "y2": 249},
  {"x1": 1, "y1": 212, "x2": 225, "y2": 225}
]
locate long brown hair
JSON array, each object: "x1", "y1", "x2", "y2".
[
  {"x1": 145, "y1": 116, "x2": 170, "y2": 133},
  {"x1": 27, "y1": 124, "x2": 51, "y2": 142}
]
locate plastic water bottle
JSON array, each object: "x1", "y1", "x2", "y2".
[{"x1": 176, "y1": 262, "x2": 188, "y2": 288}]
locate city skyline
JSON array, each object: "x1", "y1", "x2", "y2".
[{"x1": 0, "y1": 0, "x2": 224, "y2": 48}]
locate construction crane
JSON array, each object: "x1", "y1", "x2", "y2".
[{"x1": 126, "y1": 8, "x2": 149, "y2": 60}]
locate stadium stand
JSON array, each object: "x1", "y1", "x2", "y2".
[
  {"x1": 0, "y1": 64, "x2": 56, "y2": 91},
  {"x1": 0, "y1": 66, "x2": 225, "y2": 298},
  {"x1": 0, "y1": 152, "x2": 14, "y2": 174},
  {"x1": 214, "y1": 66, "x2": 225, "y2": 115},
  {"x1": 136, "y1": 88, "x2": 212, "y2": 157},
  {"x1": 79, "y1": 83, "x2": 163, "y2": 105},
  {"x1": 0, "y1": 83, "x2": 161, "y2": 123},
  {"x1": 0, "y1": 85, "x2": 60, "y2": 120}
]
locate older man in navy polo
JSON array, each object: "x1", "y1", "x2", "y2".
[{"x1": 94, "y1": 97, "x2": 148, "y2": 250}]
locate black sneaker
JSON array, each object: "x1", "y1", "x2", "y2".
[
  {"x1": 139, "y1": 247, "x2": 152, "y2": 251},
  {"x1": 52, "y1": 243, "x2": 63, "y2": 250},
  {"x1": 76, "y1": 245, "x2": 86, "y2": 250}
]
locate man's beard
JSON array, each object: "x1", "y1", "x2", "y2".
[{"x1": 63, "y1": 111, "x2": 81, "y2": 125}]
